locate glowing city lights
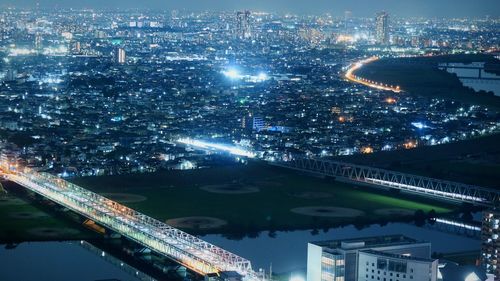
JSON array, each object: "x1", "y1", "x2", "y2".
[
  {"x1": 223, "y1": 68, "x2": 242, "y2": 80},
  {"x1": 256, "y1": 72, "x2": 268, "y2": 81},
  {"x1": 222, "y1": 68, "x2": 270, "y2": 83},
  {"x1": 361, "y1": 146, "x2": 374, "y2": 154},
  {"x1": 177, "y1": 138, "x2": 256, "y2": 158},
  {"x1": 411, "y1": 122, "x2": 430, "y2": 129}
]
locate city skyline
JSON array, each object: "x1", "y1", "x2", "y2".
[
  {"x1": 0, "y1": 3, "x2": 498, "y2": 281},
  {"x1": 0, "y1": 0, "x2": 499, "y2": 17}
]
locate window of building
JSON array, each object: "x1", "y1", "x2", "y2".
[
  {"x1": 388, "y1": 261, "x2": 407, "y2": 273},
  {"x1": 377, "y1": 259, "x2": 388, "y2": 270}
]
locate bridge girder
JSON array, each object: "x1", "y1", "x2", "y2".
[{"x1": 271, "y1": 158, "x2": 500, "y2": 207}]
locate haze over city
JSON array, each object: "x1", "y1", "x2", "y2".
[{"x1": 0, "y1": 0, "x2": 499, "y2": 17}]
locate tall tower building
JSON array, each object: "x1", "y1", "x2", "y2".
[
  {"x1": 35, "y1": 32, "x2": 43, "y2": 51},
  {"x1": 115, "y1": 48, "x2": 126, "y2": 64},
  {"x1": 236, "y1": 11, "x2": 251, "y2": 39},
  {"x1": 344, "y1": 11, "x2": 352, "y2": 31},
  {"x1": 5, "y1": 69, "x2": 17, "y2": 82},
  {"x1": 74, "y1": 41, "x2": 81, "y2": 53},
  {"x1": 481, "y1": 209, "x2": 499, "y2": 278},
  {"x1": 375, "y1": 12, "x2": 389, "y2": 45}
]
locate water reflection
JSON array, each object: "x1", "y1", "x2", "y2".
[
  {"x1": 0, "y1": 241, "x2": 148, "y2": 281},
  {"x1": 0, "y1": 222, "x2": 481, "y2": 279},
  {"x1": 203, "y1": 222, "x2": 480, "y2": 273}
]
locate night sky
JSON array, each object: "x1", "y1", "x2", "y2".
[{"x1": 0, "y1": 0, "x2": 499, "y2": 17}]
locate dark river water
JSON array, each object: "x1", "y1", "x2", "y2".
[{"x1": 0, "y1": 222, "x2": 480, "y2": 280}]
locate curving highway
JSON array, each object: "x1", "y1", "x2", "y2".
[{"x1": 345, "y1": 56, "x2": 402, "y2": 93}]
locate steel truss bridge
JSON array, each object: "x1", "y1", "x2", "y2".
[
  {"x1": 271, "y1": 158, "x2": 500, "y2": 207},
  {"x1": 0, "y1": 164, "x2": 258, "y2": 280}
]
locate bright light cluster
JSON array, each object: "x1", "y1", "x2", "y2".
[
  {"x1": 223, "y1": 68, "x2": 243, "y2": 80},
  {"x1": 9, "y1": 48, "x2": 35, "y2": 56},
  {"x1": 177, "y1": 138, "x2": 256, "y2": 158},
  {"x1": 411, "y1": 122, "x2": 430, "y2": 129},
  {"x1": 433, "y1": 218, "x2": 481, "y2": 231},
  {"x1": 42, "y1": 46, "x2": 68, "y2": 55},
  {"x1": 9, "y1": 46, "x2": 68, "y2": 56},
  {"x1": 222, "y1": 68, "x2": 269, "y2": 83}
]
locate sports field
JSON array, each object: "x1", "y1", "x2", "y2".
[
  {"x1": 71, "y1": 163, "x2": 454, "y2": 235},
  {"x1": 0, "y1": 187, "x2": 92, "y2": 242}
]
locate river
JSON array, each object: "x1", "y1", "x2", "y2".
[{"x1": 0, "y1": 221, "x2": 480, "y2": 280}]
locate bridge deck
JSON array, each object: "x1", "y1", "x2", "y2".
[{"x1": 0, "y1": 165, "x2": 257, "y2": 280}]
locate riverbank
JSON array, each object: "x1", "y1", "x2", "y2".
[
  {"x1": 0, "y1": 161, "x2": 470, "y2": 243},
  {"x1": 353, "y1": 54, "x2": 500, "y2": 110},
  {"x1": 335, "y1": 133, "x2": 500, "y2": 189},
  {"x1": 0, "y1": 182, "x2": 97, "y2": 243},
  {"x1": 70, "y1": 163, "x2": 457, "y2": 236}
]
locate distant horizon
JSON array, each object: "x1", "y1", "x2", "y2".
[{"x1": 0, "y1": 0, "x2": 499, "y2": 18}]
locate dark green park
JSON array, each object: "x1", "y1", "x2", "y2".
[
  {"x1": 70, "y1": 163, "x2": 453, "y2": 236},
  {"x1": 354, "y1": 54, "x2": 500, "y2": 110}
]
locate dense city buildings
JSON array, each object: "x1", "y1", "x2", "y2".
[
  {"x1": 0, "y1": 9, "x2": 498, "y2": 177},
  {"x1": 481, "y1": 209, "x2": 499, "y2": 278}
]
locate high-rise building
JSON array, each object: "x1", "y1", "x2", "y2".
[
  {"x1": 242, "y1": 114, "x2": 265, "y2": 132},
  {"x1": 344, "y1": 11, "x2": 352, "y2": 31},
  {"x1": 35, "y1": 32, "x2": 42, "y2": 51},
  {"x1": 236, "y1": 11, "x2": 251, "y2": 39},
  {"x1": 252, "y1": 117, "x2": 265, "y2": 132},
  {"x1": 307, "y1": 235, "x2": 438, "y2": 281},
  {"x1": 73, "y1": 41, "x2": 81, "y2": 54},
  {"x1": 481, "y1": 209, "x2": 499, "y2": 278},
  {"x1": 375, "y1": 12, "x2": 389, "y2": 45},
  {"x1": 115, "y1": 48, "x2": 126, "y2": 64},
  {"x1": 5, "y1": 69, "x2": 17, "y2": 82}
]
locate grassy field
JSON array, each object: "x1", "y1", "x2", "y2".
[
  {"x1": 336, "y1": 133, "x2": 500, "y2": 189},
  {"x1": 355, "y1": 54, "x2": 500, "y2": 110},
  {"x1": 0, "y1": 161, "x2": 463, "y2": 242},
  {"x1": 0, "y1": 183, "x2": 94, "y2": 243},
  {"x1": 71, "y1": 163, "x2": 455, "y2": 236}
]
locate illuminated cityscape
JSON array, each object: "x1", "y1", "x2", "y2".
[{"x1": 0, "y1": 1, "x2": 499, "y2": 281}]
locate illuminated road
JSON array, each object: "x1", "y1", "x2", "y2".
[
  {"x1": 0, "y1": 161, "x2": 260, "y2": 281},
  {"x1": 345, "y1": 56, "x2": 402, "y2": 93}
]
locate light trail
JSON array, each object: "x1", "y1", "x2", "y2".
[
  {"x1": 345, "y1": 56, "x2": 402, "y2": 93},
  {"x1": 177, "y1": 138, "x2": 256, "y2": 158},
  {"x1": 433, "y1": 218, "x2": 481, "y2": 231},
  {"x1": 364, "y1": 177, "x2": 487, "y2": 203}
]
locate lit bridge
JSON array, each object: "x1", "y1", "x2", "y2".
[
  {"x1": 0, "y1": 163, "x2": 259, "y2": 280},
  {"x1": 271, "y1": 158, "x2": 500, "y2": 207}
]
